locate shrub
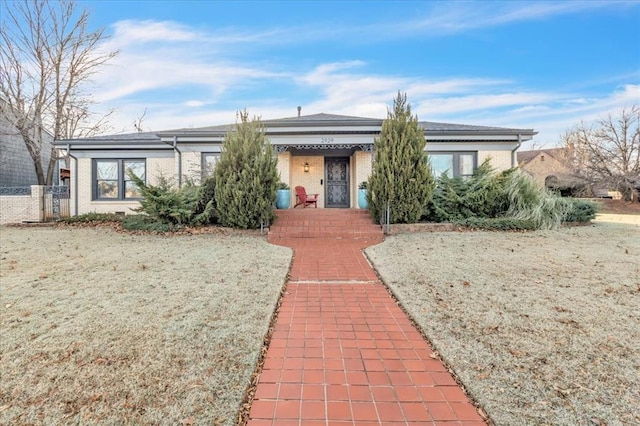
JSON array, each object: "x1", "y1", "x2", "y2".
[
  {"x1": 276, "y1": 182, "x2": 290, "y2": 190},
  {"x1": 192, "y1": 176, "x2": 217, "y2": 225},
  {"x1": 121, "y1": 215, "x2": 173, "y2": 232},
  {"x1": 455, "y1": 217, "x2": 537, "y2": 231},
  {"x1": 504, "y1": 170, "x2": 575, "y2": 230},
  {"x1": 62, "y1": 212, "x2": 124, "y2": 223},
  {"x1": 426, "y1": 160, "x2": 511, "y2": 222},
  {"x1": 129, "y1": 174, "x2": 214, "y2": 226},
  {"x1": 358, "y1": 181, "x2": 368, "y2": 190},
  {"x1": 564, "y1": 199, "x2": 598, "y2": 223},
  {"x1": 213, "y1": 111, "x2": 278, "y2": 229},
  {"x1": 368, "y1": 92, "x2": 435, "y2": 223}
]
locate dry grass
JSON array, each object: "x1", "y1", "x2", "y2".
[
  {"x1": 0, "y1": 226, "x2": 291, "y2": 425},
  {"x1": 366, "y1": 222, "x2": 640, "y2": 426}
]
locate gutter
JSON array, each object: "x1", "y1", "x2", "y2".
[
  {"x1": 163, "y1": 136, "x2": 182, "y2": 187},
  {"x1": 67, "y1": 144, "x2": 78, "y2": 217},
  {"x1": 511, "y1": 134, "x2": 522, "y2": 168}
]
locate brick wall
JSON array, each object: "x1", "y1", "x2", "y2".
[
  {"x1": 519, "y1": 153, "x2": 572, "y2": 187},
  {"x1": 290, "y1": 156, "x2": 324, "y2": 208},
  {"x1": 0, "y1": 186, "x2": 44, "y2": 224},
  {"x1": 477, "y1": 150, "x2": 513, "y2": 171}
]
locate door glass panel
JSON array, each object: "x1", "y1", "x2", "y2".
[{"x1": 325, "y1": 158, "x2": 349, "y2": 207}]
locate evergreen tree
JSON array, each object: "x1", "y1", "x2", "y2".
[
  {"x1": 368, "y1": 92, "x2": 435, "y2": 223},
  {"x1": 213, "y1": 111, "x2": 278, "y2": 229}
]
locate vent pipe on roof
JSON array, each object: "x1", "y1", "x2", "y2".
[{"x1": 297, "y1": 106, "x2": 301, "y2": 117}]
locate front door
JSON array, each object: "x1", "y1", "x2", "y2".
[{"x1": 325, "y1": 157, "x2": 349, "y2": 208}]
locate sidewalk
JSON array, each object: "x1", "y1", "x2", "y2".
[{"x1": 248, "y1": 213, "x2": 487, "y2": 425}]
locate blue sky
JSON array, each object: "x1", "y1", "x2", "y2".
[{"x1": 77, "y1": 0, "x2": 639, "y2": 148}]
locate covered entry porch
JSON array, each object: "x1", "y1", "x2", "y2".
[{"x1": 276, "y1": 145, "x2": 372, "y2": 209}]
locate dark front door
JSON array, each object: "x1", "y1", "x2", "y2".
[{"x1": 325, "y1": 157, "x2": 349, "y2": 208}]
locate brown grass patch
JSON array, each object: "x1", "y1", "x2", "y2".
[
  {"x1": 366, "y1": 222, "x2": 640, "y2": 425},
  {"x1": 0, "y1": 227, "x2": 291, "y2": 425}
]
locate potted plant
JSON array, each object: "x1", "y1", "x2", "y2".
[
  {"x1": 358, "y1": 181, "x2": 368, "y2": 209},
  {"x1": 276, "y1": 182, "x2": 291, "y2": 209}
]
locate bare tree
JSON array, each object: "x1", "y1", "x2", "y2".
[
  {"x1": 0, "y1": 0, "x2": 118, "y2": 185},
  {"x1": 562, "y1": 106, "x2": 640, "y2": 201},
  {"x1": 134, "y1": 108, "x2": 147, "y2": 133}
]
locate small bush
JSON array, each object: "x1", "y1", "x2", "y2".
[
  {"x1": 121, "y1": 215, "x2": 173, "y2": 232},
  {"x1": 455, "y1": 217, "x2": 537, "y2": 231},
  {"x1": 564, "y1": 199, "x2": 598, "y2": 223},
  {"x1": 277, "y1": 182, "x2": 290, "y2": 190},
  {"x1": 62, "y1": 213, "x2": 124, "y2": 223}
]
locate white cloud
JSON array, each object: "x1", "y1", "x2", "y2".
[{"x1": 82, "y1": 9, "x2": 637, "y2": 149}]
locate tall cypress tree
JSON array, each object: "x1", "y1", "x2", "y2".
[
  {"x1": 367, "y1": 92, "x2": 435, "y2": 223},
  {"x1": 213, "y1": 111, "x2": 278, "y2": 229}
]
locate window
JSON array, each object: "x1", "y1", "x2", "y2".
[
  {"x1": 429, "y1": 152, "x2": 476, "y2": 178},
  {"x1": 202, "y1": 153, "x2": 220, "y2": 179},
  {"x1": 94, "y1": 159, "x2": 146, "y2": 200}
]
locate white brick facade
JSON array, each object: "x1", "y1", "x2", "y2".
[{"x1": 53, "y1": 114, "x2": 535, "y2": 215}]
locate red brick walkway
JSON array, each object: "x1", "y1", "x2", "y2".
[{"x1": 248, "y1": 210, "x2": 486, "y2": 425}]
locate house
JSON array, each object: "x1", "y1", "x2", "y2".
[
  {"x1": 516, "y1": 147, "x2": 597, "y2": 197},
  {"x1": 0, "y1": 102, "x2": 55, "y2": 187},
  {"x1": 53, "y1": 113, "x2": 537, "y2": 215},
  {"x1": 517, "y1": 148, "x2": 574, "y2": 187}
]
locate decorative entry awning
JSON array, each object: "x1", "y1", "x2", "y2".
[{"x1": 274, "y1": 143, "x2": 373, "y2": 153}]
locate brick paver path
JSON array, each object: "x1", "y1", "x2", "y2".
[{"x1": 248, "y1": 211, "x2": 486, "y2": 425}]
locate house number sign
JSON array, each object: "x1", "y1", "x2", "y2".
[{"x1": 320, "y1": 137, "x2": 334, "y2": 143}]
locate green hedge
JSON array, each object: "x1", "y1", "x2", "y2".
[
  {"x1": 62, "y1": 213, "x2": 124, "y2": 223},
  {"x1": 455, "y1": 217, "x2": 538, "y2": 231},
  {"x1": 121, "y1": 215, "x2": 173, "y2": 232}
]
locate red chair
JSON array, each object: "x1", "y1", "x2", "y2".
[{"x1": 294, "y1": 186, "x2": 319, "y2": 208}]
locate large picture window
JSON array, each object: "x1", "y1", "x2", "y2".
[
  {"x1": 94, "y1": 159, "x2": 146, "y2": 200},
  {"x1": 429, "y1": 152, "x2": 476, "y2": 178}
]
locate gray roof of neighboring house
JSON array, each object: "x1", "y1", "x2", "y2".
[
  {"x1": 517, "y1": 147, "x2": 568, "y2": 165},
  {"x1": 55, "y1": 113, "x2": 536, "y2": 146}
]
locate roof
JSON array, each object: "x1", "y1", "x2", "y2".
[
  {"x1": 54, "y1": 112, "x2": 537, "y2": 147},
  {"x1": 517, "y1": 147, "x2": 568, "y2": 165}
]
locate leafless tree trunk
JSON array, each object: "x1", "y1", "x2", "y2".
[
  {"x1": 562, "y1": 106, "x2": 640, "y2": 201},
  {"x1": 0, "y1": 0, "x2": 118, "y2": 185}
]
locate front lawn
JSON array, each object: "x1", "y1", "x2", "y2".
[
  {"x1": 366, "y1": 222, "x2": 640, "y2": 425},
  {"x1": 0, "y1": 227, "x2": 291, "y2": 425}
]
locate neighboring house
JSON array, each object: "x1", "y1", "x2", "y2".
[
  {"x1": 53, "y1": 113, "x2": 536, "y2": 215},
  {"x1": 0, "y1": 104, "x2": 55, "y2": 187},
  {"x1": 517, "y1": 148, "x2": 577, "y2": 188}
]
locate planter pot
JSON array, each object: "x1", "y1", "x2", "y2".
[
  {"x1": 276, "y1": 189, "x2": 290, "y2": 209},
  {"x1": 358, "y1": 189, "x2": 368, "y2": 209}
]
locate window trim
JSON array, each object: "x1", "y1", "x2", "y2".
[
  {"x1": 429, "y1": 152, "x2": 477, "y2": 178},
  {"x1": 93, "y1": 159, "x2": 146, "y2": 201}
]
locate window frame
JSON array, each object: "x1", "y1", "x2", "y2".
[
  {"x1": 428, "y1": 152, "x2": 477, "y2": 179},
  {"x1": 93, "y1": 159, "x2": 146, "y2": 201}
]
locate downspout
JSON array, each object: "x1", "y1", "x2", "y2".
[
  {"x1": 173, "y1": 136, "x2": 182, "y2": 187},
  {"x1": 67, "y1": 143, "x2": 78, "y2": 217},
  {"x1": 511, "y1": 134, "x2": 522, "y2": 168}
]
